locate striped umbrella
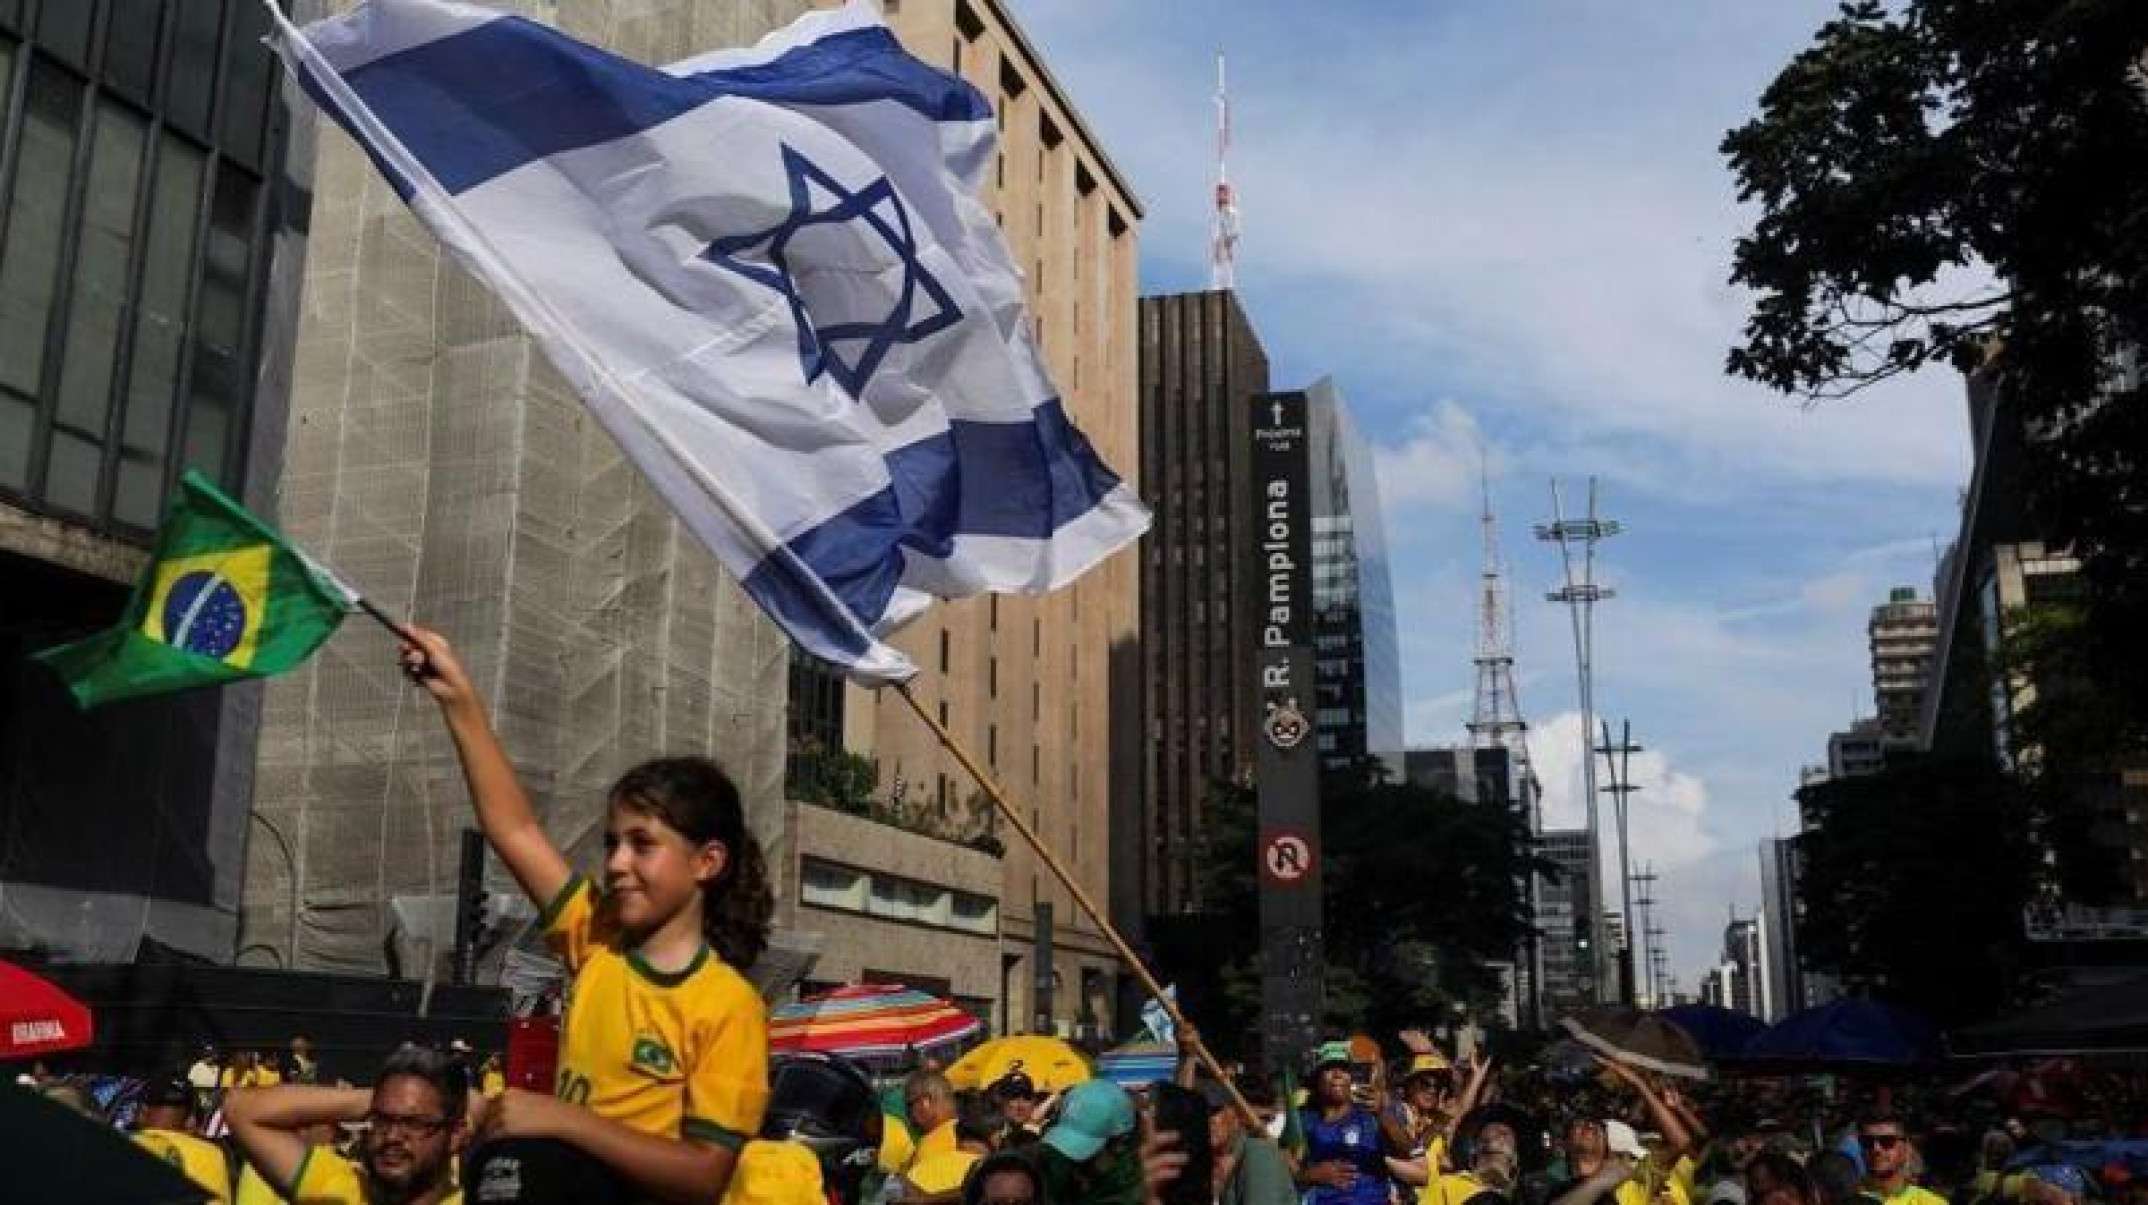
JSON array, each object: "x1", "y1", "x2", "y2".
[
  {"x1": 769, "y1": 984, "x2": 982, "y2": 1060},
  {"x1": 1095, "y1": 1041, "x2": 1176, "y2": 1089}
]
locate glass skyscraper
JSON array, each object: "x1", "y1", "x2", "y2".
[{"x1": 1299, "y1": 378, "x2": 1403, "y2": 780}]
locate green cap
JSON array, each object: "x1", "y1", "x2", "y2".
[{"x1": 1313, "y1": 1041, "x2": 1353, "y2": 1069}]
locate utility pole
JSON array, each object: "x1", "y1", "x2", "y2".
[
  {"x1": 1598, "y1": 719, "x2": 1643, "y2": 1005},
  {"x1": 1538, "y1": 480, "x2": 1620, "y2": 998},
  {"x1": 1632, "y1": 863, "x2": 1660, "y2": 1007}
]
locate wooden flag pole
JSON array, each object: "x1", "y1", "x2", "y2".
[{"x1": 894, "y1": 681, "x2": 1262, "y2": 1131}]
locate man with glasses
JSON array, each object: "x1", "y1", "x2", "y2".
[
  {"x1": 227, "y1": 1042, "x2": 468, "y2": 1205},
  {"x1": 1860, "y1": 1114, "x2": 1946, "y2": 1205}
]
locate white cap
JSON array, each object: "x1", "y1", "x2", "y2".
[{"x1": 1603, "y1": 1119, "x2": 1647, "y2": 1159}]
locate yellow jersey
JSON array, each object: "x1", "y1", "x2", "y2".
[
  {"x1": 135, "y1": 1128, "x2": 233, "y2": 1203},
  {"x1": 877, "y1": 1113, "x2": 918, "y2": 1173},
  {"x1": 1422, "y1": 1170, "x2": 1487, "y2": 1205},
  {"x1": 290, "y1": 1147, "x2": 463, "y2": 1205},
  {"x1": 236, "y1": 1163, "x2": 282, "y2": 1205},
  {"x1": 908, "y1": 1148, "x2": 982, "y2": 1195},
  {"x1": 543, "y1": 874, "x2": 770, "y2": 1151},
  {"x1": 1871, "y1": 1185, "x2": 1949, "y2": 1205}
]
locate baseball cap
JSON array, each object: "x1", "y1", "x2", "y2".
[
  {"x1": 991, "y1": 1071, "x2": 1038, "y2": 1101},
  {"x1": 1708, "y1": 1181, "x2": 1749, "y2": 1205},
  {"x1": 1312, "y1": 1041, "x2": 1353, "y2": 1071},
  {"x1": 1041, "y1": 1080, "x2": 1136, "y2": 1163},
  {"x1": 1405, "y1": 1053, "x2": 1452, "y2": 1080},
  {"x1": 1603, "y1": 1120, "x2": 1646, "y2": 1159},
  {"x1": 727, "y1": 1140, "x2": 829, "y2": 1205}
]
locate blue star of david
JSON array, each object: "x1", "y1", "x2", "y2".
[{"x1": 704, "y1": 144, "x2": 961, "y2": 397}]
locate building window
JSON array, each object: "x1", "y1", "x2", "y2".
[
  {"x1": 801, "y1": 857, "x2": 999, "y2": 937},
  {"x1": 989, "y1": 655, "x2": 997, "y2": 698},
  {"x1": 939, "y1": 629, "x2": 950, "y2": 672},
  {"x1": 801, "y1": 860, "x2": 868, "y2": 911},
  {"x1": 988, "y1": 724, "x2": 997, "y2": 767},
  {"x1": 0, "y1": 9, "x2": 279, "y2": 527}
]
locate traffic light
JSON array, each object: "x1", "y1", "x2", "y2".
[{"x1": 453, "y1": 829, "x2": 486, "y2": 985}]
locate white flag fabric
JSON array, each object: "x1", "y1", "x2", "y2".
[{"x1": 269, "y1": 0, "x2": 1148, "y2": 681}]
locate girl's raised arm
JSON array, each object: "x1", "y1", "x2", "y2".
[{"x1": 400, "y1": 624, "x2": 572, "y2": 910}]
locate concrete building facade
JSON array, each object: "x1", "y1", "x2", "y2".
[
  {"x1": 1869, "y1": 586, "x2": 1937, "y2": 740},
  {"x1": 791, "y1": 0, "x2": 1146, "y2": 1040},
  {"x1": 1136, "y1": 288, "x2": 1270, "y2": 916},
  {"x1": 1535, "y1": 826, "x2": 1595, "y2": 1014},
  {"x1": 246, "y1": 1, "x2": 818, "y2": 976},
  {"x1": 0, "y1": 0, "x2": 309, "y2": 964}
]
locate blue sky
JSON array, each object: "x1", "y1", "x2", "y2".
[{"x1": 1006, "y1": 0, "x2": 1976, "y2": 992}]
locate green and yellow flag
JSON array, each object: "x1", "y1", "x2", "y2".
[{"x1": 34, "y1": 470, "x2": 358, "y2": 708}]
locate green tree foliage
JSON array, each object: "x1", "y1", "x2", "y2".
[
  {"x1": 788, "y1": 743, "x2": 880, "y2": 815},
  {"x1": 1723, "y1": 0, "x2": 2148, "y2": 724},
  {"x1": 1794, "y1": 755, "x2": 2037, "y2": 1023},
  {"x1": 1188, "y1": 762, "x2": 1548, "y2": 1056},
  {"x1": 1993, "y1": 601, "x2": 2141, "y2": 905}
]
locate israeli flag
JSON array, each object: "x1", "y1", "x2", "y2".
[{"x1": 269, "y1": 0, "x2": 1148, "y2": 681}]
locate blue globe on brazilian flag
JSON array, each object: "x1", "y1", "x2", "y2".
[{"x1": 35, "y1": 470, "x2": 359, "y2": 708}]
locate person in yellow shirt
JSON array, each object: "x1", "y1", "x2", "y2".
[
  {"x1": 1423, "y1": 1120, "x2": 1521, "y2": 1205},
  {"x1": 904, "y1": 1070, "x2": 963, "y2": 1166},
  {"x1": 1859, "y1": 1115, "x2": 1948, "y2": 1205},
  {"x1": 401, "y1": 626, "x2": 775, "y2": 1204},
  {"x1": 903, "y1": 1093, "x2": 1003, "y2": 1198},
  {"x1": 225, "y1": 1042, "x2": 467, "y2": 1205},
  {"x1": 135, "y1": 1078, "x2": 234, "y2": 1204}
]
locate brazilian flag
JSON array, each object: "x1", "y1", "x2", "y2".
[{"x1": 34, "y1": 470, "x2": 358, "y2": 708}]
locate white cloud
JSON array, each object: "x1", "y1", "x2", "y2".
[{"x1": 1374, "y1": 400, "x2": 1493, "y2": 515}]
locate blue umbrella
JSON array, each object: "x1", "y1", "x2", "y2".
[
  {"x1": 1741, "y1": 999, "x2": 1937, "y2": 1069},
  {"x1": 1659, "y1": 1004, "x2": 1768, "y2": 1061}
]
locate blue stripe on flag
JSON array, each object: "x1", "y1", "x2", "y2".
[
  {"x1": 740, "y1": 400, "x2": 1126, "y2": 651},
  {"x1": 334, "y1": 18, "x2": 991, "y2": 197}
]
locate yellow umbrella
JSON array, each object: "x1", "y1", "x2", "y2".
[{"x1": 944, "y1": 1034, "x2": 1091, "y2": 1092}]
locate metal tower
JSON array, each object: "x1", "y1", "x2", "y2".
[
  {"x1": 1469, "y1": 468, "x2": 1535, "y2": 785},
  {"x1": 1209, "y1": 51, "x2": 1241, "y2": 290},
  {"x1": 1537, "y1": 478, "x2": 1620, "y2": 999},
  {"x1": 1468, "y1": 465, "x2": 1543, "y2": 1022}
]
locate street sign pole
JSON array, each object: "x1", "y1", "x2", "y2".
[{"x1": 1251, "y1": 390, "x2": 1324, "y2": 1075}]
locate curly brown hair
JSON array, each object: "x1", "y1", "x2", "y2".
[{"x1": 610, "y1": 756, "x2": 773, "y2": 969}]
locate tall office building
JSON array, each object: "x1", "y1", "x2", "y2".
[
  {"x1": 1, "y1": 0, "x2": 306, "y2": 963},
  {"x1": 1403, "y1": 745, "x2": 1514, "y2": 806},
  {"x1": 1136, "y1": 289, "x2": 1270, "y2": 915},
  {"x1": 246, "y1": 2, "x2": 819, "y2": 976},
  {"x1": 1708, "y1": 914, "x2": 1768, "y2": 1020},
  {"x1": 1288, "y1": 378, "x2": 1403, "y2": 779},
  {"x1": 1535, "y1": 827, "x2": 1595, "y2": 1013},
  {"x1": 786, "y1": 0, "x2": 1145, "y2": 1037},
  {"x1": 1869, "y1": 586, "x2": 1937, "y2": 740}
]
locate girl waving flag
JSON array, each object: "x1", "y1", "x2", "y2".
[{"x1": 400, "y1": 625, "x2": 772, "y2": 1204}]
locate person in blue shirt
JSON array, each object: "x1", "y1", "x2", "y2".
[{"x1": 1297, "y1": 1042, "x2": 1401, "y2": 1205}]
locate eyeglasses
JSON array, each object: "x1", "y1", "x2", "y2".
[
  {"x1": 367, "y1": 1111, "x2": 452, "y2": 1137},
  {"x1": 1859, "y1": 1134, "x2": 1904, "y2": 1150}
]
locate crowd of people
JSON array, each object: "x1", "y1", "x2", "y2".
[{"x1": 15, "y1": 628, "x2": 2144, "y2": 1204}]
